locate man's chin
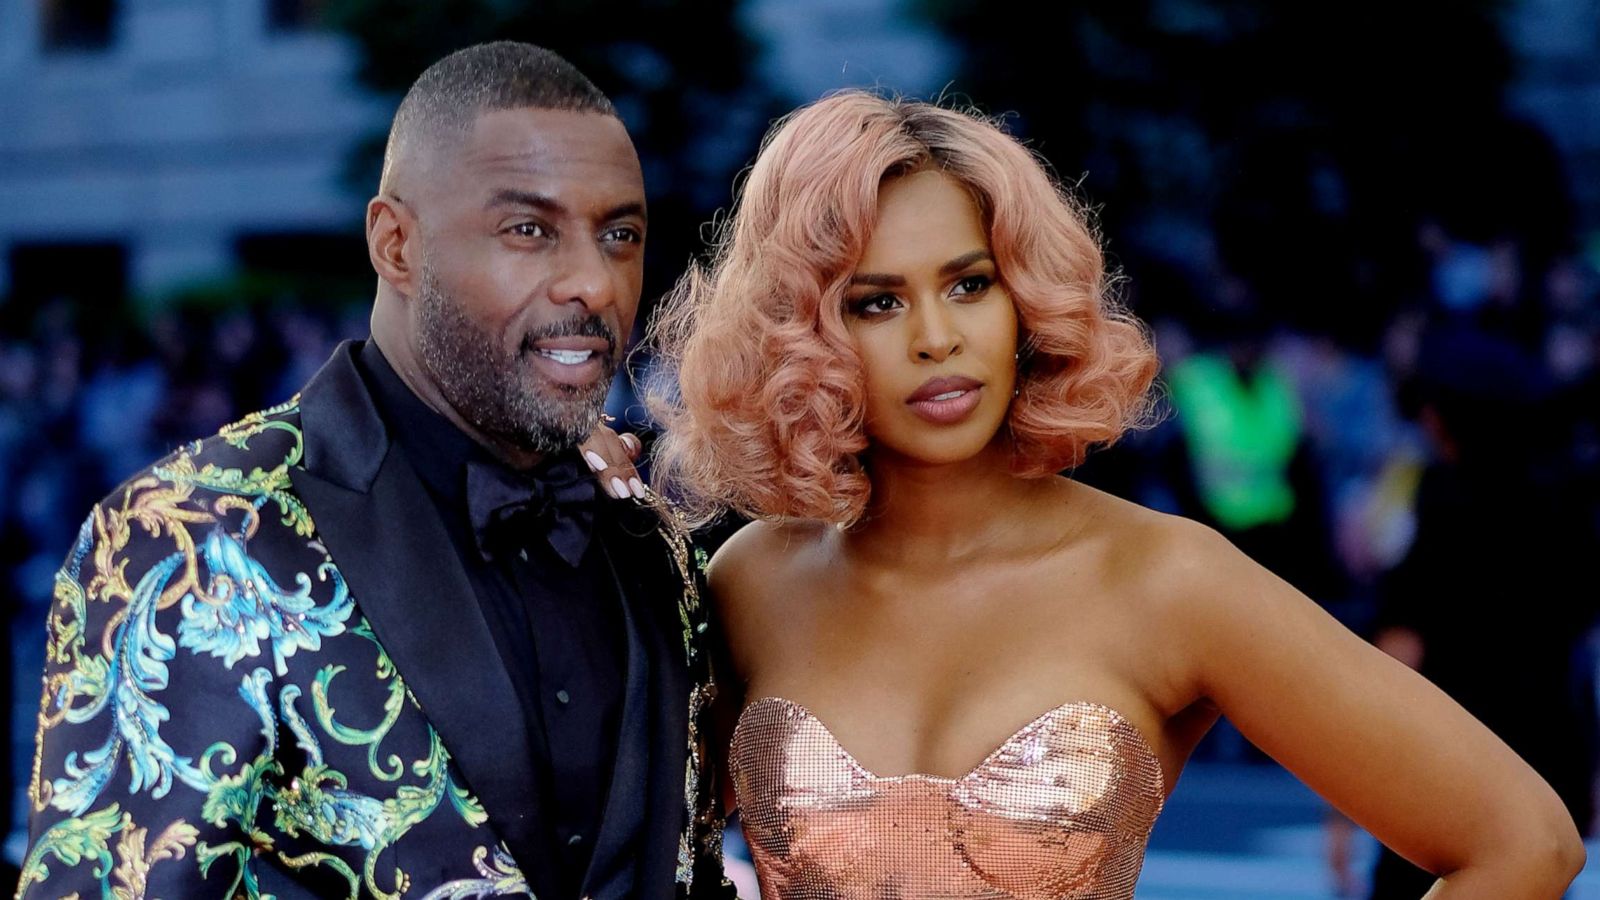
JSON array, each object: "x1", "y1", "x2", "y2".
[{"x1": 502, "y1": 398, "x2": 606, "y2": 453}]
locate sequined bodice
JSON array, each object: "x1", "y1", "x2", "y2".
[{"x1": 730, "y1": 697, "x2": 1167, "y2": 899}]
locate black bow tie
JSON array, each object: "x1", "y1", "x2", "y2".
[{"x1": 466, "y1": 457, "x2": 596, "y2": 567}]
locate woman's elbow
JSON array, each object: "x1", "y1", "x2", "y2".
[
  {"x1": 1440, "y1": 791, "x2": 1587, "y2": 895},
  {"x1": 1549, "y1": 819, "x2": 1587, "y2": 885},
  {"x1": 1501, "y1": 802, "x2": 1586, "y2": 893}
]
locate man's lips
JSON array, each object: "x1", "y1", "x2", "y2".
[
  {"x1": 525, "y1": 336, "x2": 613, "y2": 386},
  {"x1": 530, "y1": 336, "x2": 611, "y2": 354}
]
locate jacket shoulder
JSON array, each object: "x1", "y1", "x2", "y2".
[{"x1": 94, "y1": 395, "x2": 312, "y2": 543}]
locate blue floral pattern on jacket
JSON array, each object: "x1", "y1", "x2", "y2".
[{"x1": 18, "y1": 396, "x2": 728, "y2": 899}]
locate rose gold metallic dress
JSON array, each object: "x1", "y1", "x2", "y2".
[{"x1": 730, "y1": 696, "x2": 1167, "y2": 899}]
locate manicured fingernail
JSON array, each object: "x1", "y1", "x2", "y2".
[
  {"x1": 629, "y1": 477, "x2": 645, "y2": 498},
  {"x1": 611, "y1": 477, "x2": 628, "y2": 499},
  {"x1": 584, "y1": 451, "x2": 607, "y2": 472}
]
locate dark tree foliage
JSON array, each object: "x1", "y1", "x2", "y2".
[{"x1": 919, "y1": 0, "x2": 1568, "y2": 347}]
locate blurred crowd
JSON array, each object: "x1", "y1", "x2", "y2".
[{"x1": 0, "y1": 299, "x2": 367, "y2": 607}]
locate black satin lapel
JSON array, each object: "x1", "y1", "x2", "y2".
[
  {"x1": 294, "y1": 342, "x2": 386, "y2": 490},
  {"x1": 577, "y1": 536, "x2": 650, "y2": 900},
  {"x1": 290, "y1": 346, "x2": 558, "y2": 898},
  {"x1": 625, "y1": 522, "x2": 693, "y2": 900}
]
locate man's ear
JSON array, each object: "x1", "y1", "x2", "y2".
[{"x1": 367, "y1": 194, "x2": 420, "y2": 295}]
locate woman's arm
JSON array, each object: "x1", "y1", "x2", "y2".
[{"x1": 1165, "y1": 520, "x2": 1584, "y2": 897}]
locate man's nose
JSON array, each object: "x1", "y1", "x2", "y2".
[{"x1": 548, "y1": 239, "x2": 616, "y2": 313}]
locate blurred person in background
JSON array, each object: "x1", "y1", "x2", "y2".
[
  {"x1": 1165, "y1": 291, "x2": 1346, "y2": 610},
  {"x1": 1337, "y1": 326, "x2": 1600, "y2": 899}
]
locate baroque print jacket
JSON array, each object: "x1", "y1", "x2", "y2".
[{"x1": 18, "y1": 343, "x2": 734, "y2": 900}]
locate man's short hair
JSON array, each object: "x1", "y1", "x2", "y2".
[{"x1": 381, "y1": 41, "x2": 617, "y2": 189}]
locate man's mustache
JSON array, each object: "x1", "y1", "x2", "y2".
[{"x1": 519, "y1": 316, "x2": 619, "y2": 358}]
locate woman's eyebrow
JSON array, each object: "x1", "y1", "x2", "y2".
[
  {"x1": 851, "y1": 250, "x2": 993, "y2": 287},
  {"x1": 939, "y1": 249, "x2": 992, "y2": 276}
]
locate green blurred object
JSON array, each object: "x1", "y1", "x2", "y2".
[{"x1": 1167, "y1": 352, "x2": 1303, "y2": 531}]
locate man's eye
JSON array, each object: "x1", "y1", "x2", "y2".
[
  {"x1": 509, "y1": 223, "x2": 549, "y2": 239},
  {"x1": 603, "y1": 227, "x2": 642, "y2": 244}
]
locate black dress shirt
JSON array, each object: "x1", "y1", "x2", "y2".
[{"x1": 356, "y1": 341, "x2": 628, "y2": 898}]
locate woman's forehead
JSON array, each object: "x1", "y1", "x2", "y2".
[{"x1": 857, "y1": 171, "x2": 990, "y2": 273}]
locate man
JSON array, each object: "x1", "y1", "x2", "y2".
[{"x1": 18, "y1": 42, "x2": 733, "y2": 900}]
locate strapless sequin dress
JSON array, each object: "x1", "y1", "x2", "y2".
[{"x1": 730, "y1": 697, "x2": 1166, "y2": 899}]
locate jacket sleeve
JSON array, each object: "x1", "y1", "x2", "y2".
[
  {"x1": 17, "y1": 507, "x2": 277, "y2": 899},
  {"x1": 685, "y1": 551, "x2": 742, "y2": 900}
]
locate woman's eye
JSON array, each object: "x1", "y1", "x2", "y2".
[
  {"x1": 849, "y1": 294, "x2": 902, "y2": 316},
  {"x1": 953, "y1": 275, "x2": 992, "y2": 297}
]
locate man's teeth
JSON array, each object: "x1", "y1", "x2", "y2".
[
  {"x1": 537, "y1": 349, "x2": 595, "y2": 365},
  {"x1": 931, "y1": 390, "x2": 966, "y2": 401}
]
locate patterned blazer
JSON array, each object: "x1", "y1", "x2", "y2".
[{"x1": 18, "y1": 342, "x2": 734, "y2": 900}]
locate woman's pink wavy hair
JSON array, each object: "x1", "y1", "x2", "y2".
[{"x1": 648, "y1": 90, "x2": 1159, "y2": 526}]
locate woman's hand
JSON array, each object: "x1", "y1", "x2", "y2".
[{"x1": 578, "y1": 421, "x2": 646, "y2": 500}]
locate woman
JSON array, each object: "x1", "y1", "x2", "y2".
[{"x1": 644, "y1": 91, "x2": 1583, "y2": 898}]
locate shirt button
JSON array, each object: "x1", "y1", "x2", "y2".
[
  {"x1": 555, "y1": 689, "x2": 571, "y2": 705},
  {"x1": 518, "y1": 548, "x2": 528, "y2": 561},
  {"x1": 568, "y1": 833, "x2": 584, "y2": 847}
]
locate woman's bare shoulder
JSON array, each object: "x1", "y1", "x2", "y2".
[
  {"x1": 1064, "y1": 480, "x2": 1249, "y2": 605},
  {"x1": 708, "y1": 518, "x2": 830, "y2": 587},
  {"x1": 707, "y1": 519, "x2": 831, "y2": 612}
]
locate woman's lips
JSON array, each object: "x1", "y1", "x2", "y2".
[{"x1": 906, "y1": 376, "x2": 984, "y2": 425}]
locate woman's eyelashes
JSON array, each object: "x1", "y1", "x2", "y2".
[
  {"x1": 953, "y1": 274, "x2": 992, "y2": 297},
  {"x1": 845, "y1": 273, "x2": 995, "y2": 319},
  {"x1": 848, "y1": 293, "x2": 904, "y2": 317}
]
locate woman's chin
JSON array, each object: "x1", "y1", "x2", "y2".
[{"x1": 868, "y1": 431, "x2": 1010, "y2": 469}]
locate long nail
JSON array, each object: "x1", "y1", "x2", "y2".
[
  {"x1": 584, "y1": 451, "x2": 608, "y2": 472},
  {"x1": 611, "y1": 477, "x2": 628, "y2": 499},
  {"x1": 629, "y1": 477, "x2": 645, "y2": 498}
]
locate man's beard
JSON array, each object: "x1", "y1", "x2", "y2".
[{"x1": 414, "y1": 263, "x2": 619, "y2": 455}]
